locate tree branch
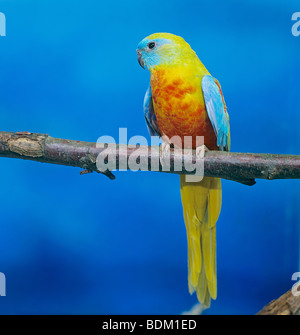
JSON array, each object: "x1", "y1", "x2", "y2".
[
  {"x1": 257, "y1": 288, "x2": 300, "y2": 315},
  {"x1": 0, "y1": 131, "x2": 299, "y2": 186}
]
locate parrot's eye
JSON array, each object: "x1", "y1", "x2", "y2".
[{"x1": 147, "y1": 42, "x2": 156, "y2": 50}]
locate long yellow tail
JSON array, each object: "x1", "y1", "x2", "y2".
[{"x1": 180, "y1": 175, "x2": 222, "y2": 308}]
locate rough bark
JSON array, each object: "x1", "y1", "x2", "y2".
[
  {"x1": 257, "y1": 288, "x2": 300, "y2": 315},
  {"x1": 0, "y1": 131, "x2": 300, "y2": 186}
]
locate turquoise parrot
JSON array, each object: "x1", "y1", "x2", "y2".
[{"x1": 137, "y1": 33, "x2": 231, "y2": 308}]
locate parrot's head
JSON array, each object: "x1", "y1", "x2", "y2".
[{"x1": 136, "y1": 33, "x2": 195, "y2": 71}]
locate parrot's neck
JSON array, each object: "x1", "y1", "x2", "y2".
[{"x1": 149, "y1": 55, "x2": 209, "y2": 77}]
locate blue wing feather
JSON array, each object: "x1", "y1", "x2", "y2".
[
  {"x1": 143, "y1": 85, "x2": 161, "y2": 137},
  {"x1": 202, "y1": 75, "x2": 230, "y2": 151}
]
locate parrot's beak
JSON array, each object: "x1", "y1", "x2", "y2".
[{"x1": 137, "y1": 50, "x2": 145, "y2": 69}]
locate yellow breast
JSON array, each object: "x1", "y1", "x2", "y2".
[{"x1": 150, "y1": 64, "x2": 218, "y2": 149}]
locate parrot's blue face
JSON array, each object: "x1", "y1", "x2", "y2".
[{"x1": 136, "y1": 36, "x2": 176, "y2": 70}]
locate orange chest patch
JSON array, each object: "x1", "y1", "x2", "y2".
[{"x1": 150, "y1": 68, "x2": 218, "y2": 149}]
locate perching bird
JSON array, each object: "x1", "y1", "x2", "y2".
[{"x1": 137, "y1": 33, "x2": 230, "y2": 308}]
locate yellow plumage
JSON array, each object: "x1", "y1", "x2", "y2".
[
  {"x1": 180, "y1": 176, "x2": 221, "y2": 308},
  {"x1": 137, "y1": 32, "x2": 230, "y2": 308}
]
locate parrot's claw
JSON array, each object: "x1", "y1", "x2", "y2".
[
  {"x1": 159, "y1": 142, "x2": 171, "y2": 168},
  {"x1": 184, "y1": 144, "x2": 207, "y2": 183},
  {"x1": 195, "y1": 144, "x2": 209, "y2": 159}
]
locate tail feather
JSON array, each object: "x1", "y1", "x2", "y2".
[{"x1": 180, "y1": 175, "x2": 222, "y2": 308}]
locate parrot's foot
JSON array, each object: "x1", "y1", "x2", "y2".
[
  {"x1": 195, "y1": 144, "x2": 209, "y2": 159},
  {"x1": 159, "y1": 142, "x2": 171, "y2": 167},
  {"x1": 184, "y1": 144, "x2": 208, "y2": 183}
]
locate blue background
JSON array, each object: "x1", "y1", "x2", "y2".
[{"x1": 0, "y1": 0, "x2": 299, "y2": 315}]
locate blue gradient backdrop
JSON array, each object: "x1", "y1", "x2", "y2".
[{"x1": 0, "y1": 0, "x2": 299, "y2": 315}]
